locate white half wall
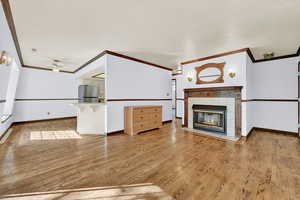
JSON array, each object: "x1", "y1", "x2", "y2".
[
  {"x1": 252, "y1": 101, "x2": 297, "y2": 133},
  {"x1": 14, "y1": 100, "x2": 77, "y2": 122},
  {"x1": 106, "y1": 54, "x2": 172, "y2": 133}
]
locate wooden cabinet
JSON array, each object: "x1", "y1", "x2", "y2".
[{"x1": 124, "y1": 105, "x2": 162, "y2": 135}]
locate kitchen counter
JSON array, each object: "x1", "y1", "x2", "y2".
[{"x1": 70, "y1": 103, "x2": 106, "y2": 135}]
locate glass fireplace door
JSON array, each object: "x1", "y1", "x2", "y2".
[{"x1": 192, "y1": 105, "x2": 226, "y2": 134}]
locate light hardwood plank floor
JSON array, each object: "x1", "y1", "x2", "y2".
[{"x1": 0, "y1": 119, "x2": 299, "y2": 200}]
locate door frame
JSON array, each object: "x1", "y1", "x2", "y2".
[
  {"x1": 172, "y1": 78, "x2": 177, "y2": 118},
  {"x1": 298, "y1": 61, "x2": 300, "y2": 136}
]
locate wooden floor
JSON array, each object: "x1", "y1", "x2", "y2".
[{"x1": 0, "y1": 119, "x2": 299, "y2": 200}]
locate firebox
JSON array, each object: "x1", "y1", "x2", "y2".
[{"x1": 192, "y1": 105, "x2": 226, "y2": 134}]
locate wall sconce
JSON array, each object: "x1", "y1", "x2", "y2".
[
  {"x1": 0, "y1": 51, "x2": 12, "y2": 66},
  {"x1": 187, "y1": 74, "x2": 193, "y2": 82},
  {"x1": 228, "y1": 69, "x2": 236, "y2": 78}
]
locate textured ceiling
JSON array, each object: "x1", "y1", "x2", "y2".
[{"x1": 9, "y1": 0, "x2": 300, "y2": 71}]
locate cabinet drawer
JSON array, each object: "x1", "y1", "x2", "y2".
[
  {"x1": 133, "y1": 108, "x2": 146, "y2": 115},
  {"x1": 150, "y1": 120, "x2": 162, "y2": 128},
  {"x1": 149, "y1": 113, "x2": 161, "y2": 119},
  {"x1": 133, "y1": 122, "x2": 147, "y2": 132},
  {"x1": 133, "y1": 114, "x2": 147, "y2": 123},
  {"x1": 133, "y1": 107, "x2": 161, "y2": 115},
  {"x1": 133, "y1": 113, "x2": 161, "y2": 123},
  {"x1": 152, "y1": 107, "x2": 162, "y2": 113}
]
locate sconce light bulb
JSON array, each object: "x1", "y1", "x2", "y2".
[
  {"x1": 0, "y1": 51, "x2": 12, "y2": 66},
  {"x1": 229, "y1": 72, "x2": 236, "y2": 78},
  {"x1": 187, "y1": 76, "x2": 193, "y2": 82}
]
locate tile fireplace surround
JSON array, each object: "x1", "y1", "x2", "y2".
[{"x1": 183, "y1": 86, "x2": 242, "y2": 141}]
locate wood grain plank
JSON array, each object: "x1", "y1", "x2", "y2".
[{"x1": 0, "y1": 119, "x2": 299, "y2": 200}]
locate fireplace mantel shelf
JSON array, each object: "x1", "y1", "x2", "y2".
[{"x1": 184, "y1": 86, "x2": 243, "y2": 92}]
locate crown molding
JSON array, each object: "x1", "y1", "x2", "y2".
[
  {"x1": 253, "y1": 47, "x2": 300, "y2": 63},
  {"x1": 74, "y1": 50, "x2": 172, "y2": 73},
  {"x1": 23, "y1": 46, "x2": 300, "y2": 73},
  {"x1": 181, "y1": 47, "x2": 300, "y2": 65},
  {"x1": 22, "y1": 49, "x2": 173, "y2": 74},
  {"x1": 246, "y1": 48, "x2": 255, "y2": 62},
  {"x1": 181, "y1": 48, "x2": 249, "y2": 65},
  {"x1": 73, "y1": 50, "x2": 108, "y2": 73},
  {"x1": 22, "y1": 65, "x2": 74, "y2": 74},
  {"x1": 105, "y1": 50, "x2": 172, "y2": 71}
]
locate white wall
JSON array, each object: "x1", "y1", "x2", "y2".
[
  {"x1": 250, "y1": 57, "x2": 297, "y2": 99},
  {"x1": 14, "y1": 68, "x2": 78, "y2": 122},
  {"x1": 179, "y1": 52, "x2": 298, "y2": 135},
  {"x1": 0, "y1": 67, "x2": 10, "y2": 119},
  {"x1": 106, "y1": 54, "x2": 172, "y2": 133},
  {"x1": 247, "y1": 57, "x2": 299, "y2": 133},
  {"x1": 182, "y1": 52, "x2": 248, "y2": 98},
  {"x1": 245, "y1": 55, "x2": 255, "y2": 133},
  {"x1": 174, "y1": 74, "x2": 184, "y2": 118},
  {"x1": 252, "y1": 101, "x2": 297, "y2": 132},
  {"x1": 0, "y1": 3, "x2": 22, "y2": 137},
  {"x1": 0, "y1": 67, "x2": 10, "y2": 101},
  {"x1": 181, "y1": 52, "x2": 248, "y2": 135},
  {"x1": 176, "y1": 100, "x2": 184, "y2": 118},
  {"x1": 4, "y1": 60, "x2": 21, "y2": 115},
  {"x1": 106, "y1": 55, "x2": 171, "y2": 99}
]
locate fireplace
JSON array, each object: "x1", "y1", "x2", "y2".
[{"x1": 192, "y1": 105, "x2": 226, "y2": 134}]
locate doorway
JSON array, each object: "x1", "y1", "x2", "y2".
[{"x1": 172, "y1": 78, "x2": 176, "y2": 119}]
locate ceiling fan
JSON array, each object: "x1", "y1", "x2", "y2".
[
  {"x1": 31, "y1": 48, "x2": 76, "y2": 72},
  {"x1": 47, "y1": 57, "x2": 76, "y2": 72},
  {"x1": 51, "y1": 61, "x2": 63, "y2": 72}
]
